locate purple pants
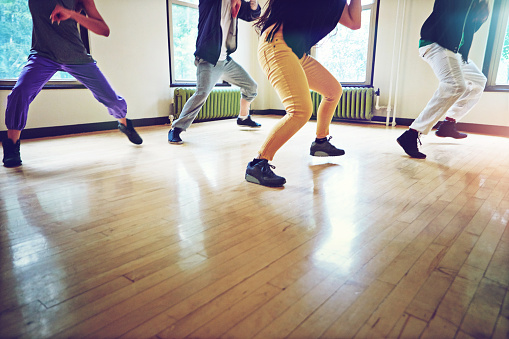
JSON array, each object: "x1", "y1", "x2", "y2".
[{"x1": 5, "y1": 55, "x2": 127, "y2": 130}]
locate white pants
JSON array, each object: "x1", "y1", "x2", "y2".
[{"x1": 410, "y1": 43, "x2": 487, "y2": 135}]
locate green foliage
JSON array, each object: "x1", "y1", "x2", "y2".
[
  {"x1": 0, "y1": 0, "x2": 32, "y2": 79},
  {"x1": 316, "y1": 10, "x2": 372, "y2": 83},
  {"x1": 172, "y1": 4, "x2": 198, "y2": 82},
  {"x1": 502, "y1": 20, "x2": 509, "y2": 61}
]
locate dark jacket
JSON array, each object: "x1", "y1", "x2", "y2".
[
  {"x1": 195, "y1": 0, "x2": 261, "y2": 65},
  {"x1": 421, "y1": 0, "x2": 489, "y2": 61},
  {"x1": 261, "y1": 0, "x2": 346, "y2": 59}
]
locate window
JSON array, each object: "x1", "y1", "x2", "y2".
[
  {"x1": 483, "y1": 0, "x2": 509, "y2": 90},
  {"x1": 313, "y1": 0, "x2": 379, "y2": 86},
  {"x1": 167, "y1": 0, "x2": 199, "y2": 85},
  {"x1": 0, "y1": 0, "x2": 89, "y2": 87}
]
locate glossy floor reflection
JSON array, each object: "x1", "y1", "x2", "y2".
[{"x1": 1, "y1": 116, "x2": 508, "y2": 338}]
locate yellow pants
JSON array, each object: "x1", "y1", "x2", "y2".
[{"x1": 257, "y1": 26, "x2": 343, "y2": 161}]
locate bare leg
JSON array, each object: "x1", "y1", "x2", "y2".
[
  {"x1": 7, "y1": 130, "x2": 21, "y2": 143},
  {"x1": 239, "y1": 98, "x2": 250, "y2": 118}
]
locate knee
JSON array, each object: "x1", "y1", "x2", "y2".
[
  {"x1": 241, "y1": 80, "x2": 258, "y2": 102},
  {"x1": 321, "y1": 79, "x2": 342, "y2": 103},
  {"x1": 441, "y1": 81, "x2": 467, "y2": 101},
  {"x1": 288, "y1": 97, "x2": 313, "y2": 122}
]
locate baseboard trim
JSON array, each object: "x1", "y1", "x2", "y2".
[
  {"x1": 0, "y1": 117, "x2": 170, "y2": 141},
  {"x1": 2, "y1": 113, "x2": 507, "y2": 140},
  {"x1": 252, "y1": 110, "x2": 509, "y2": 138}
]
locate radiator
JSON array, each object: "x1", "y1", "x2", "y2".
[
  {"x1": 173, "y1": 88, "x2": 241, "y2": 122},
  {"x1": 311, "y1": 87, "x2": 374, "y2": 121}
]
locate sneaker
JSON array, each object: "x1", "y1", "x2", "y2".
[
  {"x1": 118, "y1": 119, "x2": 143, "y2": 145},
  {"x1": 397, "y1": 129, "x2": 426, "y2": 159},
  {"x1": 237, "y1": 115, "x2": 261, "y2": 128},
  {"x1": 310, "y1": 136, "x2": 345, "y2": 157},
  {"x1": 168, "y1": 127, "x2": 183, "y2": 144},
  {"x1": 245, "y1": 159, "x2": 286, "y2": 187},
  {"x1": 2, "y1": 138, "x2": 22, "y2": 167},
  {"x1": 435, "y1": 120, "x2": 467, "y2": 139}
]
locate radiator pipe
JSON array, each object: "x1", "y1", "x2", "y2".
[
  {"x1": 386, "y1": 0, "x2": 405, "y2": 127},
  {"x1": 392, "y1": 0, "x2": 407, "y2": 127}
]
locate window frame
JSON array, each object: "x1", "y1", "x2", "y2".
[
  {"x1": 166, "y1": 0, "x2": 230, "y2": 88},
  {"x1": 482, "y1": 0, "x2": 509, "y2": 92},
  {"x1": 311, "y1": 0, "x2": 380, "y2": 87},
  {"x1": 0, "y1": 5, "x2": 90, "y2": 90}
]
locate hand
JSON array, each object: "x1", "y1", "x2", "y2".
[
  {"x1": 50, "y1": 4, "x2": 73, "y2": 24},
  {"x1": 231, "y1": 0, "x2": 241, "y2": 18},
  {"x1": 475, "y1": 0, "x2": 490, "y2": 24}
]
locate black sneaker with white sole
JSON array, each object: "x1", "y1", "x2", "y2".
[
  {"x1": 310, "y1": 136, "x2": 345, "y2": 157},
  {"x1": 245, "y1": 159, "x2": 286, "y2": 187}
]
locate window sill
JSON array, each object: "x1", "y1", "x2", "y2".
[
  {"x1": 485, "y1": 86, "x2": 509, "y2": 92},
  {"x1": 0, "y1": 82, "x2": 86, "y2": 90}
]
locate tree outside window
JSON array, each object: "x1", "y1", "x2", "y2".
[
  {"x1": 313, "y1": 0, "x2": 378, "y2": 86},
  {"x1": 0, "y1": 0, "x2": 81, "y2": 82},
  {"x1": 495, "y1": 19, "x2": 509, "y2": 85},
  {"x1": 170, "y1": 0, "x2": 199, "y2": 83}
]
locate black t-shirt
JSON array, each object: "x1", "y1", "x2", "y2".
[
  {"x1": 29, "y1": 0, "x2": 94, "y2": 64},
  {"x1": 262, "y1": 0, "x2": 347, "y2": 58}
]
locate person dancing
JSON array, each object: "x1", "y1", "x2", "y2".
[
  {"x1": 2, "y1": 0, "x2": 142, "y2": 168},
  {"x1": 245, "y1": 0, "x2": 362, "y2": 187},
  {"x1": 168, "y1": 0, "x2": 262, "y2": 145},
  {"x1": 397, "y1": 0, "x2": 489, "y2": 159}
]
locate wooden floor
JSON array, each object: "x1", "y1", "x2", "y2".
[{"x1": 1, "y1": 115, "x2": 508, "y2": 339}]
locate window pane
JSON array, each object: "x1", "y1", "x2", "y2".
[
  {"x1": 172, "y1": 3, "x2": 198, "y2": 82},
  {"x1": 495, "y1": 19, "x2": 509, "y2": 85},
  {"x1": 315, "y1": 9, "x2": 372, "y2": 83},
  {"x1": 0, "y1": 0, "x2": 76, "y2": 81}
]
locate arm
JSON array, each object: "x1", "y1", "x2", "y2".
[
  {"x1": 338, "y1": 0, "x2": 362, "y2": 30},
  {"x1": 237, "y1": 0, "x2": 261, "y2": 22},
  {"x1": 50, "y1": 0, "x2": 110, "y2": 37}
]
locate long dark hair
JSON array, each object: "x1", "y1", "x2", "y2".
[{"x1": 253, "y1": 0, "x2": 283, "y2": 41}]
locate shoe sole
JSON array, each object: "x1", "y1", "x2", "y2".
[
  {"x1": 237, "y1": 125, "x2": 261, "y2": 128},
  {"x1": 245, "y1": 174, "x2": 285, "y2": 187},
  {"x1": 310, "y1": 151, "x2": 345, "y2": 157},
  {"x1": 3, "y1": 162, "x2": 22, "y2": 168},
  {"x1": 435, "y1": 133, "x2": 467, "y2": 139},
  {"x1": 168, "y1": 140, "x2": 183, "y2": 145}
]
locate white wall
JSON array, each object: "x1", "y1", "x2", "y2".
[{"x1": 1, "y1": 0, "x2": 508, "y2": 132}]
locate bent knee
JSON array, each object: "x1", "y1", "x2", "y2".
[{"x1": 320, "y1": 80, "x2": 342, "y2": 102}]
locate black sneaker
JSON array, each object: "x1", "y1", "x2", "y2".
[
  {"x1": 2, "y1": 138, "x2": 22, "y2": 167},
  {"x1": 168, "y1": 127, "x2": 183, "y2": 144},
  {"x1": 237, "y1": 115, "x2": 261, "y2": 128},
  {"x1": 245, "y1": 159, "x2": 286, "y2": 187},
  {"x1": 397, "y1": 129, "x2": 426, "y2": 159},
  {"x1": 310, "y1": 137, "x2": 345, "y2": 157},
  {"x1": 118, "y1": 119, "x2": 143, "y2": 145},
  {"x1": 435, "y1": 120, "x2": 467, "y2": 139}
]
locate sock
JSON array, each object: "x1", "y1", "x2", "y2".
[
  {"x1": 252, "y1": 158, "x2": 265, "y2": 164},
  {"x1": 445, "y1": 117, "x2": 456, "y2": 123},
  {"x1": 315, "y1": 137, "x2": 327, "y2": 144},
  {"x1": 239, "y1": 115, "x2": 249, "y2": 120}
]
